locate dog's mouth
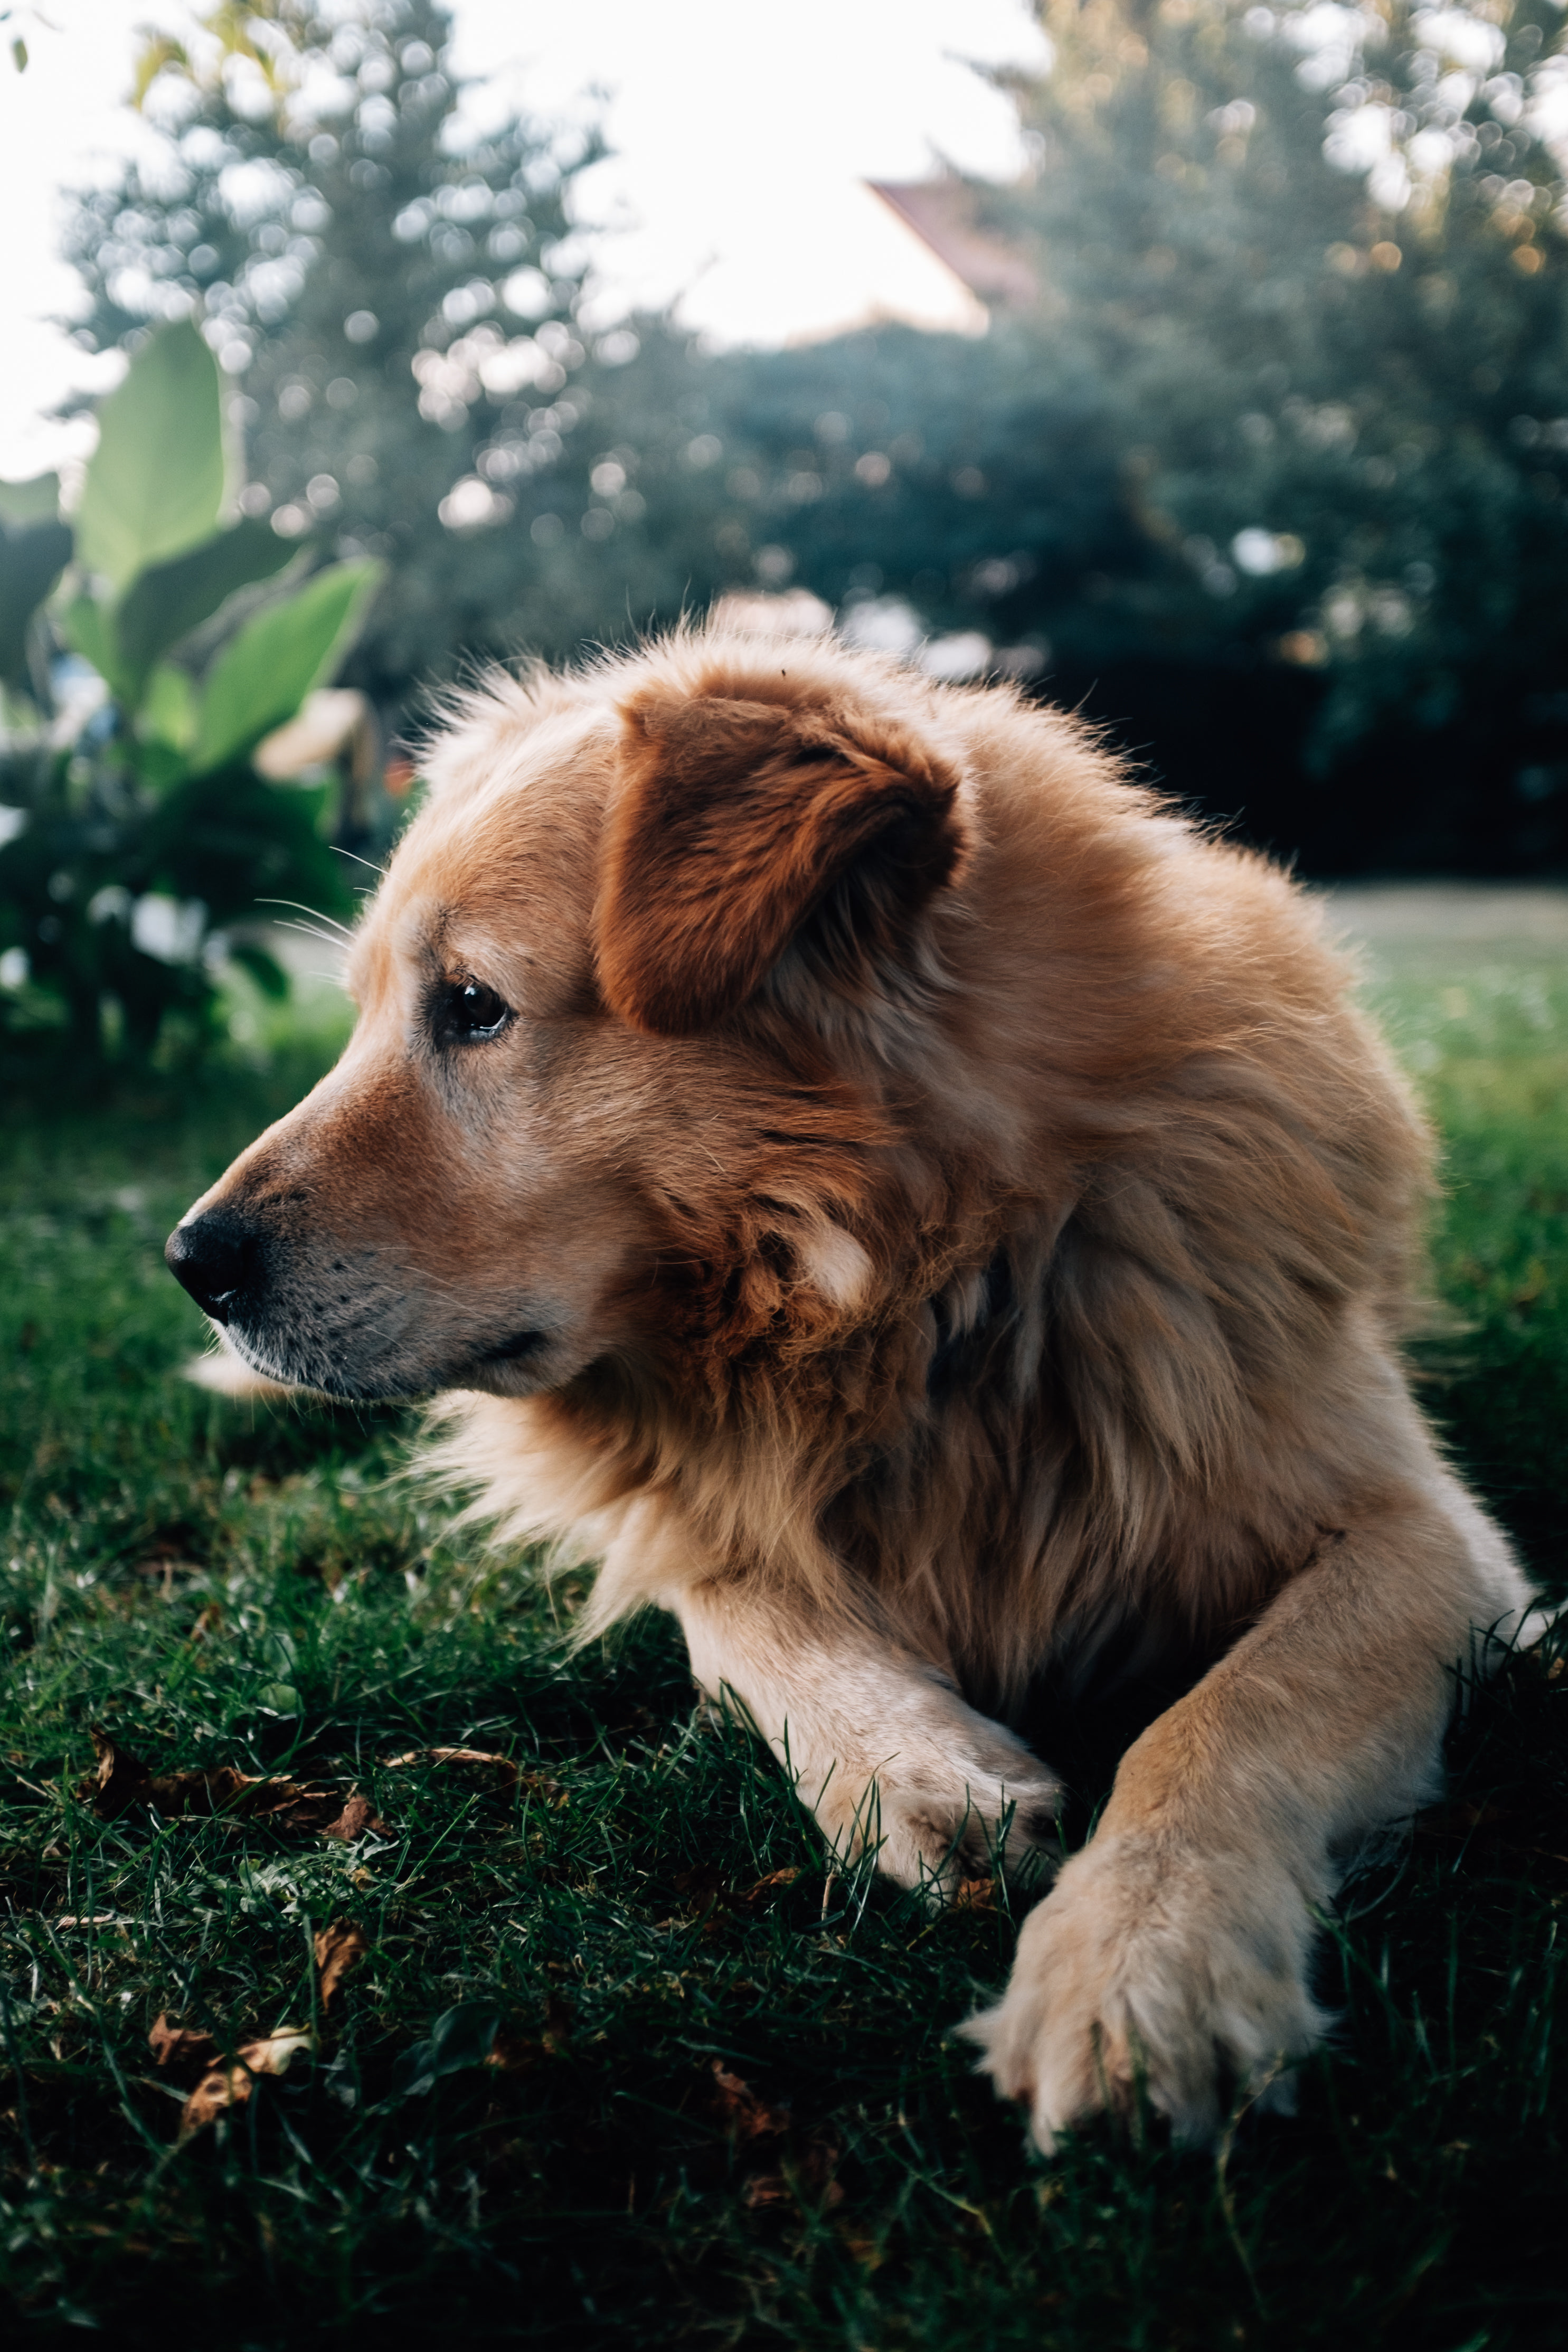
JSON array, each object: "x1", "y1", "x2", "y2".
[{"x1": 475, "y1": 1329, "x2": 546, "y2": 1365}]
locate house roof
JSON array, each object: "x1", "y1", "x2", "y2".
[{"x1": 866, "y1": 179, "x2": 1038, "y2": 310}]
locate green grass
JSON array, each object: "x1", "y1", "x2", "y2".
[{"x1": 1, "y1": 941, "x2": 1565, "y2": 2350}]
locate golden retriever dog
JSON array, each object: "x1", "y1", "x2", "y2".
[{"x1": 167, "y1": 620, "x2": 1538, "y2": 2151}]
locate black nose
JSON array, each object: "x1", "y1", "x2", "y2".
[{"x1": 165, "y1": 1208, "x2": 263, "y2": 1324}]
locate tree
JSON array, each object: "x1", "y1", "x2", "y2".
[
  {"x1": 970, "y1": 0, "x2": 1568, "y2": 870},
  {"x1": 62, "y1": 0, "x2": 612, "y2": 706},
  {"x1": 667, "y1": 0, "x2": 1568, "y2": 873}
]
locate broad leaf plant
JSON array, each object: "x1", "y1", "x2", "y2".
[{"x1": 0, "y1": 320, "x2": 380, "y2": 1071}]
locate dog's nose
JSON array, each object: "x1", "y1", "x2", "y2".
[{"x1": 165, "y1": 1208, "x2": 263, "y2": 1324}]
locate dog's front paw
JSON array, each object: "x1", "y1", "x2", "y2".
[
  {"x1": 864, "y1": 1750, "x2": 1064, "y2": 1897},
  {"x1": 811, "y1": 1719, "x2": 1062, "y2": 1898},
  {"x1": 962, "y1": 1835, "x2": 1326, "y2": 2149}
]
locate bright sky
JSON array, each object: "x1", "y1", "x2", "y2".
[{"x1": 0, "y1": 0, "x2": 1050, "y2": 483}]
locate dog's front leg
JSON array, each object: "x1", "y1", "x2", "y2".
[
  {"x1": 966, "y1": 1477, "x2": 1533, "y2": 2148},
  {"x1": 674, "y1": 1582, "x2": 1063, "y2": 1896}
]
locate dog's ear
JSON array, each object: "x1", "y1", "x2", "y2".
[{"x1": 596, "y1": 679, "x2": 966, "y2": 1035}]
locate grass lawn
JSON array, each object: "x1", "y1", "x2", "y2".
[{"x1": 1, "y1": 896, "x2": 1565, "y2": 2349}]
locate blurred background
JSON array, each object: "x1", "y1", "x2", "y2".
[{"x1": 6, "y1": 0, "x2": 1568, "y2": 1075}]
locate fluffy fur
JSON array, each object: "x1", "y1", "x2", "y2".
[{"x1": 169, "y1": 620, "x2": 1539, "y2": 2150}]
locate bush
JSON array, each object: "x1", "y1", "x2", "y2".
[{"x1": 0, "y1": 322, "x2": 379, "y2": 1073}]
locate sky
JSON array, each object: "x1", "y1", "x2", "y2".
[{"x1": 0, "y1": 0, "x2": 1050, "y2": 483}]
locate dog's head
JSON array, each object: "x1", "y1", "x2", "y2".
[{"x1": 166, "y1": 636, "x2": 971, "y2": 1402}]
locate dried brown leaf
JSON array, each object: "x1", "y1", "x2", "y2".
[
  {"x1": 313, "y1": 1920, "x2": 366, "y2": 2008},
  {"x1": 178, "y1": 2029, "x2": 314, "y2": 2138},
  {"x1": 953, "y1": 1875, "x2": 997, "y2": 1912},
  {"x1": 484, "y1": 2029, "x2": 540, "y2": 2074},
  {"x1": 740, "y1": 1866, "x2": 801, "y2": 1903},
  {"x1": 77, "y1": 1729, "x2": 385, "y2": 1840},
  {"x1": 238, "y1": 1779, "x2": 344, "y2": 1833},
  {"x1": 320, "y1": 1791, "x2": 390, "y2": 1842},
  {"x1": 79, "y1": 1726, "x2": 155, "y2": 1818},
  {"x1": 710, "y1": 2060, "x2": 788, "y2": 2141},
  {"x1": 741, "y1": 2134, "x2": 844, "y2": 2212},
  {"x1": 148, "y1": 2015, "x2": 216, "y2": 2072},
  {"x1": 384, "y1": 1745, "x2": 521, "y2": 1789}
]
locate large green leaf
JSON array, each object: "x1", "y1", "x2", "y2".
[
  {"x1": 58, "y1": 590, "x2": 133, "y2": 704},
  {"x1": 0, "y1": 518, "x2": 72, "y2": 691},
  {"x1": 74, "y1": 323, "x2": 229, "y2": 593},
  {"x1": 0, "y1": 473, "x2": 61, "y2": 529},
  {"x1": 191, "y1": 559, "x2": 382, "y2": 778},
  {"x1": 112, "y1": 519, "x2": 299, "y2": 705},
  {"x1": 138, "y1": 662, "x2": 198, "y2": 755}
]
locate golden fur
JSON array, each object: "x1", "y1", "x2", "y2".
[{"x1": 171, "y1": 620, "x2": 1539, "y2": 2149}]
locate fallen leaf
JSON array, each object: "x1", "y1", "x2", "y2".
[
  {"x1": 313, "y1": 1920, "x2": 366, "y2": 2009},
  {"x1": 178, "y1": 2029, "x2": 314, "y2": 2138},
  {"x1": 710, "y1": 2060, "x2": 789, "y2": 2141},
  {"x1": 740, "y1": 1866, "x2": 801, "y2": 1903},
  {"x1": 485, "y1": 2029, "x2": 542, "y2": 2075},
  {"x1": 79, "y1": 1727, "x2": 158, "y2": 1818},
  {"x1": 148, "y1": 2015, "x2": 218, "y2": 2072},
  {"x1": 953, "y1": 1875, "x2": 997, "y2": 1912},
  {"x1": 740, "y1": 2132, "x2": 844, "y2": 2211},
  {"x1": 319, "y1": 1791, "x2": 390, "y2": 1842},
  {"x1": 485, "y1": 1994, "x2": 572, "y2": 2073},
  {"x1": 384, "y1": 1746, "x2": 523, "y2": 1790},
  {"x1": 77, "y1": 1727, "x2": 386, "y2": 1839}
]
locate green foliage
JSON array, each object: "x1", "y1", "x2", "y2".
[
  {"x1": 0, "y1": 325, "x2": 378, "y2": 1075},
  {"x1": 72, "y1": 321, "x2": 230, "y2": 594},
  {"x1": 973, "y1": 0, "x2": 1568, "y2": 869},
  {"x1": 0, "y1": 925, "x2": 1563, "y2": 2341},
  {"x1": 54, "y1": 0, "x2": 1568, "y2": 873},
  {"x1": 0, "y1": 476, "x2": 72, "y2": 698},
  {"x1": 682, "y1": 0, "x2": 1568, "y2": 874},
  {"x1": 62, "y1": 0, "x2": 610, "y2": 706},
  {"x1": 113, "y1": 517, "x2": 296, "y2": 705},
  {"x1": 190, "y1": 558, "x2": 380, "y2": 775}
]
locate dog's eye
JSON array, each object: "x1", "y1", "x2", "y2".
[{"x1": 434, "y1": 977, "x2": 512, "y2": 1046}]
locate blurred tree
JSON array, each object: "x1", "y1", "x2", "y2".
[
  {"x1": 61, "y1": 0, "x2": 615, "y2": 706},
  {"x1": 59, "y1": 0, "x2": 1568, "y2": 873},
  {"x1": 665, "y1": 0, "x2": 1568, "y2": 872},
  {"x1": 968, "y1": 0, "x2": 1568, "y2": 870}
]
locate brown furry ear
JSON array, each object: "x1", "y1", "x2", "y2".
[{"x1": 596, "y1": 679, "x2": 966, "y2": 1035}]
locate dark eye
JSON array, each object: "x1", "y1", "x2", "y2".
[{"x1": 434, "y1": 976, "x2": 512, "y2": 1046}]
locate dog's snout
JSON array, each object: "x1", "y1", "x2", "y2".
[{"x1": 165, "y1": 1207, "x2": 263, "y2": 1324}]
